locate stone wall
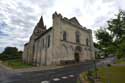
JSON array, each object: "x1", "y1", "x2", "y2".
[
  {"x1": 33, "y1": 30, "x2": 53, "y2": 66},
  {"x1": 52, "y1": 12, "x2": 95, "y2": 65},
  {"x1": 22, "y1": 12, "x2": 95, "y2": 66}
]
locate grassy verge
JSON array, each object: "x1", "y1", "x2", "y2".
[
  {"x1": 116, "y1": 59, "x2": 125, "y2": 64},
  {"x1": 97, "y1": 66, "x2": 125, "y2": 83},
  {"x1": 80, "y1": 66, "x2": 125, "y2": 83},
  {"x1": 2, "y1": 59, "x2": 33, "y2": 69},
  {"x1": 79, "y1": 72, "x2": 94, "y2": 83}
]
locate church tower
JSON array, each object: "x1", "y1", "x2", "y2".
[
  {"x1": 30, "y1": 16, "x2": 46, "y2": 40},
  {"x1": 33, "y1": 16, "x2": 46, "y2": 37},
  {"x1": 23, "y1": 16, "x2": 46, "y2": 64}
]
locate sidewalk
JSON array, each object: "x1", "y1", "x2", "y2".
[
  {"x1": 15, "y1": 65, "x2": 64, "y2": 72},
  {"x1": 14, "y1": 62, "x2": 84, "y2": 72},
  {"x1": 0, "y1": 60, "x2": 82, "y2": 73},
  {"x1": 0, "y1": 60, "x2": 13, "y2": 72}
]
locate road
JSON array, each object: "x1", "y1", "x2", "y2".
[
  {"x1": 0, "y1": 57, "x2": 116, "y2": 83},
  {"x1": 0, "y1": 63, "x2": 23, "y2": 83}
]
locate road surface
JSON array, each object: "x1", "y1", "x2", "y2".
[{"x1": 0, "y1": 57, "x2": 116, "y2": 83}]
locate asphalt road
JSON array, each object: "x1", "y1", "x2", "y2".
[
  {"x1": 0, "y1": 57, "x2": 116, "y2": 83},
  {"x1": 0, "y1": 61, "x2": 94, "y2": 83}
]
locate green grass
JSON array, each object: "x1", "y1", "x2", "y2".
[
  {"x1": 3, "y1": 59, "x2": 33, "y2": 69},
  {"x1": 80, "y1": 66, "x2": 125, "y2": 83},
  {"x1": 116, "y1": 59, "x2": 125, "y2": 64},
  {"x1": 77, "y1": 79, "x2": 81, "y2": 83},
  {"x1": 97, "y1": 66, "x2": 125, "y2": 83}
]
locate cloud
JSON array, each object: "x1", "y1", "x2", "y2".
[
  {"x1": 0, "y1": 0, "x2": 54, "y2": 52},
  {"x1": 0, "y1": 0, "x2": 125, "y2": 52}
]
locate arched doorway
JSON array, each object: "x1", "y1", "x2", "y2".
[
  {"x1": 74, "y1": 46, "x2": 82, "y2": 63},
  {"x1": 74, "y1": 53, "x2": 79, "y2": 62}
]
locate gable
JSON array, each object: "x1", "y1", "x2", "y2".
[{"x1": 69, "y1": 17, "x2": 80, "y2": 26}]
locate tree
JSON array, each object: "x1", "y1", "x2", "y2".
[
  {"x1": 107, "y1": 11, "x2": 125, "y2": 44},
  {"x1": 95, "y1": 28, "x2": 113, "y2": 57},
  {"x1": 3, "y1": 47, "x2": 18, "y2": 55},
  {"x1": 117, "y1": 39, "x2": 125, "y2": 58},
  {"x1": 0, "y1": 47, "x2": 23, "y2": 60},
  {"x1": 95, "y1": 29, "x2": 113, "y2": 46},
  {"x1": 108, "y1": 12, "x2": 122, "y2": 39},
  {"x1": 95, "y1": 10, "x2": 125, "y2": 58}
]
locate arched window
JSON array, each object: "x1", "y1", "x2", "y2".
[
  {"x1": 47, "y1": 35, "x2": 50, "y2": 48},
  {"x1": 86, "y1": 38, "x2": 89, "y2": 46},
  {"x1": 63, "y1": 31, "x2": 67, "y2": 41},
  {"x1": 76, "y1": 31, "x2": 80, "y2": 43},
  {"x1": 42, "y1": 38, "x2": 44, "y2": 48}
]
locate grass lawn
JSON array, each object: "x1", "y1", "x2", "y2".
[
  {"x1": 3, "y1": 59, "x2": 33, "y2": 69},
  {"x1": 97, "y1": 66, "x2": 125, "y2": 83},
  {"x1": 116, "y1": 59, "x2": 125, "y2": 64},
  {"x1": 80, "y1": 65, "x2": 125, "y2": 83}
]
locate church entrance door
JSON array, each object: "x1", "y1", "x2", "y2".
[
  {"x1": 74, "y1": 53, "x2": 80, "y2": 62},
  {"x1": 74, "y1": 46, "x2": 82, "y2": 63}
]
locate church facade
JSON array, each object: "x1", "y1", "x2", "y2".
[{"x1": 22, "y1": 12, "x2": 95, "y2": 66}]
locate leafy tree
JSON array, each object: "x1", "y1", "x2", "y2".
[
  {"x1": 117, "y1": 39, "x2": 125, "y2": 58},
  {"x1": 95, "y1": 29, "x2": 113, "y2": 46},
  {"x1": 107, "y1": 11, "x2": 125, "y2": 44},
  {"x1": 95, "y1": 10, "x2": 125, "y2": 58},
  {"x1": 3, "y1": 47, "x2": 18, "y2": 55},
  {"x1": 95, "y1": 28, "x2": 113, "y2": 57},
  {"x1": 0, "y1": 47, "x2": 23, "y2": 60}
]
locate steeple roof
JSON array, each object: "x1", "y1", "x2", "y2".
[
  {"x1": 31, "y1": 16, "x2": 46, "y2": 40},
  {"x1": 37, "y1": 16, "x2": 45, "y2": 28}
]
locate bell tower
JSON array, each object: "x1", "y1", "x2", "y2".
[{"x1": 34, "y1": 16, "x2": 46, "y2": 37}]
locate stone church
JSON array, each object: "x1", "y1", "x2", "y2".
[{"x1": 22, "y1": 12, "x2": 95, "y2": 66}]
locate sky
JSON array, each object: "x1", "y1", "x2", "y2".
[{"x1": 0, "y1": 0, "x2": 125, "y2": 52}]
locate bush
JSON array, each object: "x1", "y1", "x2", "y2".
[{"x1": 0, "y1": 47, "x2": 23, "y2": 60}]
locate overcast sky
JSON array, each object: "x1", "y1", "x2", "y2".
[{"x1": 0, "y1": 0, "x2": 125, "y2": 52}]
